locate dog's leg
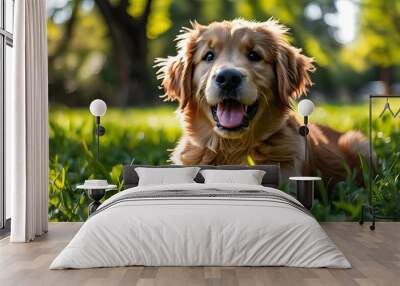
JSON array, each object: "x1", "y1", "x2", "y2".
[{"x1": 170, "y1": 136, "x2": 216, "y2": 165}]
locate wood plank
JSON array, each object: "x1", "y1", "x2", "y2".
[{"x1": 0, "y1": 222, "x2": 399, "y2": 286}]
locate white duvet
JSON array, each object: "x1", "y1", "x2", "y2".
[{"x1": 50, "y1": 183, "x2": 351, "y2": 269}]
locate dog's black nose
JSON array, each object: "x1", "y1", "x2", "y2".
[{"x1": 215, "y1": 69, "x2": 243, "y2": 91}]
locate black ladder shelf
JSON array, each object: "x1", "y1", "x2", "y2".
[{"x1": 359, "y1": 95, "x2": 400, "y2": 230}]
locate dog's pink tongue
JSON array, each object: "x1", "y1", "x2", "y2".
[{"x1": 216, "y1": 102, "x2": 244, "y2": 128}]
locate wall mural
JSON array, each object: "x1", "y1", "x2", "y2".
[{"x1": 47, "y1": 0, "x2": 400, "y2": 222}]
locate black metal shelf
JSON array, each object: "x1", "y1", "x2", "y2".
[{"x1": 359, "y1": 95, "x2": 400, "y2": 230}]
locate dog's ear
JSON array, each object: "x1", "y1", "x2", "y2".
[
  {"x1": 258, "y1": 19, "x2": 315, "y2": 107},
  {"x1": 275, "y1": 43, "x2": 315, "y2": 107},
  {"x1": 155, "y1": 23, "x2": 203, "y2": 110},
  {"x1": 155, "y1": 55, "x2": 191, "y2": 109}
]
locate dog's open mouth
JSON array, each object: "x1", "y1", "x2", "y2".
[{"x1": 211, "y1": 99, "x2": 258, "y2": 131}]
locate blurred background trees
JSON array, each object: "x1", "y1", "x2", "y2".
[
  {"x1": 47, "y1": 0, "x2": 400, "y2": 107},
  {"x1": 342, "y1": 0, "x2": 400, "y2": 94}
]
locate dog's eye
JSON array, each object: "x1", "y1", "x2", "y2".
[
  {"x1": 203, "y1": 51, "x2": 215, "y2": 62},
  {"x1": 248, "y1": 51, "x2": 262, "y2": 62}
]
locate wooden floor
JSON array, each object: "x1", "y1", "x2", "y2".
[{"x1": 0, "y1": 222, "x2": 399, "y2": 286}]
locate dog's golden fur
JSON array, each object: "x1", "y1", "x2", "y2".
[{"x1": 156, "y1": 19, "x2": 368, "y2": 185}]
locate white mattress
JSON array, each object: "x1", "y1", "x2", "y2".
[{"x1": 50, "y1": 183, "x2": 350, "y2": 269}]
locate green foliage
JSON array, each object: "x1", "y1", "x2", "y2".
[
  {"x1": 310, "y1": 101, "x2": 400, "y2": 221},
  {"x1": 370, "y1": 111, "x2": 400, "y2": 217},
  {"x1": 49, "y1": 104, "x2": 400, "y2": 222},
  {"x1": 49, "y1": 106, "x2": 181, "y2": 221}
]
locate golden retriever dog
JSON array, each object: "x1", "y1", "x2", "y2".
[{"x1": 156, "y1": 19, "x2": 368, "y2": 185}]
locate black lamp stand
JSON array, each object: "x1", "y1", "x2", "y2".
[
  {"x1": 88, "y1": 189, "x2": 105, "y2": 215},
  {"x1": 95, "y1": 116, "x2": 106, "y2": 161},
  {"x1": 299, "y1": 116, "x2": 309, "y2": 164},
  {"x1": 292, "y1": 115, "x2": 317, "y2": 210},
  {"x1": 87, "y1": 117, "x2": 106, "y2": 216}
]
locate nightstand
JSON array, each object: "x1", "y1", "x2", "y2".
[
  {"x1": 289, "y1": 177, "x2": 321, "y2": 210},
  {"x1": 77, "y1": 180, "x2": 117, "y2": 215}
]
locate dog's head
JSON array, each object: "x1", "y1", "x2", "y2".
[{"x1": 156, "y1": 19, "x2": 314, "y2": 140}]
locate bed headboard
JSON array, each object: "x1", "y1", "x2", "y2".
[{"x1": 122, "y1": 164, "x2": 280, "y2": 189}]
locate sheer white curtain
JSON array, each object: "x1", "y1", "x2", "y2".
[{"x1": 7, "y1": 0, "x2": 48, "y2": 242}]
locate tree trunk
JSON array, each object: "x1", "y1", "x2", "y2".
[
  {"x1": 94, "y1": 0, "x2": 153, "y2": 106},
  {"x1": 380, "y1": 66, "x2": 394, "y2": 95},
  {"x1": 113, "y1": 21, "x2": 150, "y2": 106}
]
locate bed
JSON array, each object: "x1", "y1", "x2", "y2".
[{"x1": 50, "y1": 165, "x2": 350, "y2": 269}]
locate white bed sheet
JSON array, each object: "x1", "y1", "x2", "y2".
[{"x1": 50, "y1": 183, "x2": 350, "y2": 269}]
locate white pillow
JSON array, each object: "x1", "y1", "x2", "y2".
[
  {"x1": 200, "y1": 169, "x2": 266, "y2": 185},
  {"x1": 135, "y1": 167, "x2": 200, "y2": 186}
]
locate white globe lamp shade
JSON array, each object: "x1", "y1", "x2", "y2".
[
  {"x1": 89, "y1": 99, "x2": 107, "y2": 117},
  {"x1": 298, "y1": 99, "x2": 315, "y2": 116}
]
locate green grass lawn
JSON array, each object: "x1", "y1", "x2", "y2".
[{"x1": 49, "y1": 102, "x2": 400, "y2": 222}]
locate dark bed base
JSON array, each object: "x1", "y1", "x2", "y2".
[{"x1": 122, "y1": 164, "x2": 281, "y2": 190}]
